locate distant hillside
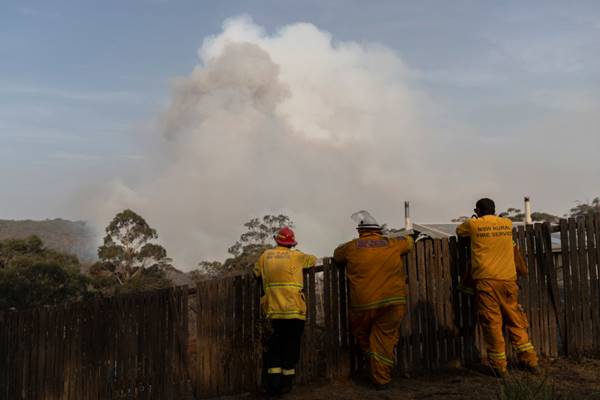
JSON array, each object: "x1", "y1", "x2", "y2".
[{"x1": 0, "y1": 219, "x2": 97, "y2": 262}]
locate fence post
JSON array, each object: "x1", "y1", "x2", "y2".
[
  {"x1": 593, "y1": 214, "x2": 600, "y2": 353},
  {"x1": 337, "y1": 263, "x2": 351, "y2": 377}
]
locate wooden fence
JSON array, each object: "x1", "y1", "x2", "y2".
[
  {"x1": 191, "y1": 217, "x2": 600, "y2": 398},
  {"x1": 0, "y1": 287, "x2": 191, "y2": 400},
  {"x1": 559, "y1": 214, "x2": 600, "y2": 356},
  {"x1": 192, "y1": 262, "x2": 349, "y2": 398},
  {"x1": 2, "y1": 216, "x2": 599, "y2": 399}
]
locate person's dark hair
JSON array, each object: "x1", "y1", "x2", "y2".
[{"x1": 475, "y1": 198, "x2": 496, "y2": 217}]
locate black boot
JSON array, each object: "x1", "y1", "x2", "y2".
[
  {"x1": 265, "y1": 374, "x2": 281, "y2": 398},
  {"x1": 280, "y1": 375, "x2": 294, "y2": 395}
]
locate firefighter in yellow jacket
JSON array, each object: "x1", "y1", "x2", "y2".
[
  {"x1": 333, "y1": 211, "x2": 414, "y2": 390},
  {"x1": 254, "y1": 227, "x2": 317, "y2": 398},
  {"x1": 457, "y1": 198, "x2": 539, "y2": 376}
]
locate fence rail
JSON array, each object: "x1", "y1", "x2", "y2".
[{"x1": 2, "y1": 216, "x2": 599, "y2": 399}]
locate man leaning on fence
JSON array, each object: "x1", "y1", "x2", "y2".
[
  {"x1": 254, "y1": 226, "x2": 317, "y2": 398},
  {"x1": 333, "y1": 211, "x2": 414, "y2": 390},
  {"x1": 456, "y1": 198, "x2": 539, "y2": 377}
]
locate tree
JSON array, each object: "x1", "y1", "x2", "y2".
[
  {"x1": 227, "y1": 214, "x2": 294, "y2": 257},
  {"x1": 96, "y1": 209, "x2": 172, "y2": 285},
  {"x1": 0, "y1": 235, "x2": 79, "y2": 270},
  {"x1": 499, "y1": 208, "x2": 525, "y2": 222},
  {"x1": 193, "y1": 214, "x2": 294, "y2": 278},
  {"x1": 453, "y1": 208, "x2": 559, "y2": 224},
  {"x1": 0, "y1": 262, "x2": 91, "y2": 310},
  {"x1": 567, "y1": 197, "x2": 600, "y2": 218},
  {"x1": 0, "y1": 236, "x2": 92, "y2": 310},
  {"x1": 497, "y1": 207, "x2": 559, "y2": 223},
  {"x1": 224, "y1": 215, "x2": 293, "y2": 273},
  {"x1": 530, "y1": 212, "x2": 559, "y2": 224},
  {"x1": 195, "y1": 260, "x2": 224, "y2": 278},
  {"x1": 116, "y1": 265, "x2": 172, "y2": 294}
]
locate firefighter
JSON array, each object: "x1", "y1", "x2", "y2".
[
  {"x1": 456, "y1": 198, "x2": 539, "y2": 377},
  {"x1": 254, "y1": 227, "x2": 317, "y2": 398},
  {"x1": 333, "y1": 211, "x2": 414, "y2": 390}
]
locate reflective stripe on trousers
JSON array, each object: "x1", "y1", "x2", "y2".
[
  {"x1": 349, "y1": 304, "x2": 406, "y2": 385},
  {"x1": 475, "y1": 279, "x2": 538, "y2": 368}
]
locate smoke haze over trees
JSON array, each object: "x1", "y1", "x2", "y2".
[
  {"x1": 87, "y1": 17, "x2": 600, "y2": 270},
  {"x1": 90, "y1": 17, "x2": 476, "y2": 268},
  {"x1": 0, "y1": 219, "x2": 96, "y2": 262}
]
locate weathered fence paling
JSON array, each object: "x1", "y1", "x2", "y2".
[{"x1": 0, "y1": 287, "x2": 190, "y2": 400}]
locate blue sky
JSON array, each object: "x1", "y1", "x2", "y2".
[{"x1": 1, "y1": 0, "x2": 600, "y2": 221}]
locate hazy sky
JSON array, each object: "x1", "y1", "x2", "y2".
[{"x1": 1, "y1": 1, "x2": 600, "y2": 265}]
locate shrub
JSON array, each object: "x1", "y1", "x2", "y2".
[
  {"x1": 498, "y1": 375, "x2": 572, "y2": 400},
  {"x1": 0, "y1": 261, "x2": 92, "y2": 310}
]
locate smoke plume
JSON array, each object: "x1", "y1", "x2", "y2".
[{"x1": 93, "y1": 16, "x2": 495, "y2": 268}]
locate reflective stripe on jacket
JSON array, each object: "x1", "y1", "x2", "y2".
[
  {"x1": 254, "y1": 246, "x2": 317, "y2": 320},
  {"x1": 333, "y1": 232, "x2": 413, "y2": 311}
]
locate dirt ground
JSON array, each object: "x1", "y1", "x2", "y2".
[{"x1": 241, "y1": 358, "x2": 600, "y2": 400}]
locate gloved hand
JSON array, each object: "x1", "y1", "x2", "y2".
[
  {"x1": 414, "y1": 232, "x2": 429, "y2": 242},
  {"x1": 401, "y1": 229, "x2": 417, "y2": 240}
]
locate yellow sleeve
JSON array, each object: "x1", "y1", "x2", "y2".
[
  {"x1": 333, "y1": 242, "x2": 350, "y2": 264},
  {"x1": 391, "y1": 236, "x2": 414, "y2": 255},
  {"x1": 253, "y1": 253, "x2": 264, "y2": 278},
  {"x1": 402, "y1": 236, "x2": 414, "y2": 255},
  {"x1": 456, "y1": 220, "x2": 472, "y2": 237},
  {"x1": 303, "y1": 254, "x2": 317, "y2": 269},
  {"x1": 514, "y1": 244, "x2": 528, "y2": 277}
]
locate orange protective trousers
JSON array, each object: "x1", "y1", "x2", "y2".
[
  {"x1": 475, "y1": 280, "x2": 538, "y2": 370},
  {"x1": 349, "y1": 304, "x2": 405, "y2": 385}
]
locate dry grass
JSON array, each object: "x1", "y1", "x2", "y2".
[{"x1": 498, "y1": 375, "x2": 569, "y2": 400}]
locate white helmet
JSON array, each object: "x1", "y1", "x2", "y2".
[{"x1": 351, "y1": 210, "x2": 382, "y2": 230}]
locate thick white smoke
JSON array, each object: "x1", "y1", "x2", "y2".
[{"x1": 93, "y1": 16, "x2": 490, "y2": 269}]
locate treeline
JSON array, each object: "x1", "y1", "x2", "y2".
[
  {"x1": 3, "y1": 197, "x2": 599, "y2": 310},
  {"x1": 0, "y1": 209, "x2": 173, "y2": 311},
  {"x1": 0, "y1": 235, "x2": 91, "y2": 310},
  {"x1": 452, "y1": 197, "x2": 600, "y2": 223},
  {"x1": 0, "y1": 210, "x2": 290, "y2": 310}
]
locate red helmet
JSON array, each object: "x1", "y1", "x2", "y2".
[{"x1": 274, "y1": 227, "x2": 297, "y2": 246}]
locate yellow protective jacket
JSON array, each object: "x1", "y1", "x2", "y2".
[
  {"x1": 254, "y1": 246, "x2": 317, "y2": 320},
  {"x1": 456, "y1": 215, "x2": 517, "y2": 281},
  {"x1": 333, "y1": 232, "x2": 414, "y2": 311}
]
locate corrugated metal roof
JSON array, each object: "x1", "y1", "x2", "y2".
[
  {"x1": 388, "y1": 223, "x2": 458, "y2": 239},
  {"x1": 388, "y1": 222, "x2": 563, "y2": 251}
]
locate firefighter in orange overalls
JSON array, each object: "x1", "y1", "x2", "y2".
[
  {"x1": 254, "y1": 227, "x2": 317, "y2": 398},
  {"x1": 333, "y1": 211, "x2": 414, "y2": 390},
  {"x1": 457, "y1": 198, "x2": 539, "y2": 377}
]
